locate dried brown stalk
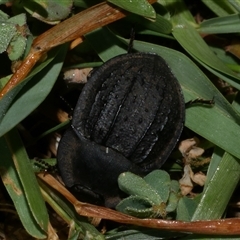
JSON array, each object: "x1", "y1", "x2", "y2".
[
  {"x1": 38, "y1": 173, "x2": 240, "y2": 236},
  {"x1": 0, "y1": 0, "x2": 157, "y2": 98}
]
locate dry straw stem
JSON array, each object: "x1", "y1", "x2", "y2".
[
  {"x1": 0, "y1": 0, "x2": 157, "y2": 98},
  {"x1": 38, "y1": 173, "x2": 240, "y2": 236}
]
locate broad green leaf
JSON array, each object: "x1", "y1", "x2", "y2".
[
  {"x1": 166, "y1": 180, "x2": 180, "y2": 212},
  {"x1": 117, "y1": 170, "x2": 177, "y2": 218},
  {"x1": 118, "y1": 172, "x2": 163, "y2": 205},
  {"x1": 6, "y1": 12, "x2": 27, "y2": 25},
  {"x1": 0, "y1": 21, "x2": 16, "y2": 53},
  {"x1": 0, "y1": 12, "x2": 28, "y2": 58},
  {"x1": 166, "y1": 190, "x2": 179, "y2": 212},
  {"x1": 20, "y1": 0, "x2": 73, "y2": 24},
  {"x1": 108, "y1": 0, "x2": 156, "y2": 19},
  {"x1": 0, "y1": 45, "x2": 68, "y2": 137},
  {"x1": 8, "y1": 34, "x2": 27, "y2": 61},
  {"x1": 198, "y1": 14, "x2": 240, "y2": 34},
  {"x1": 144, "y1": 170, "x2": 171, "y2": 203},
  {"x1": 170, "y1": 180, "x2": 180, "y2": 193},
  {"x1": 0, "y1": 128, "x2": 48, "y2": 238},
  {"x1": 116, "y1": 196, "x2": 154, "y2": 218}
]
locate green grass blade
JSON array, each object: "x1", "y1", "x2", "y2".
[
  {"x1": 192, "y1": 151, "x2": 240, "y2": 221},
  {"x1": 85, "y1": 27, "x2": 127, "y2": 61},
  {"x1": 124, "y1": 3, "x2": 172, "y2": 35},
  {"x1": 191, "y1": 92, "x2": 240, "y2": 223},
  {"x1": 160, "y1": 1, "x2": 240, "y2": 90},
  {"x1": 229, "y1": 0, "x2": 240, "y2": 12},
  {"x1": 107, "y1": 0, "x2": 156, "y2": 19},
  {"x1": 172, "y1": 24, "x2": 240, "y2": 89},
  {"x1": 0, "y1": 128, "x2": 48, "y2": 238},
  {"x1": 198, "y1": 14, "x2": 240, "y2": 34},
  {"x1": 160, "y1": 0, "x2": 196, "y2": 24},
  {"x1": 197, "y1": 60, "x2": 240, "y2": 93},
  {"x1": 0, "y1": 44, "x2": 68, "y2": 137},
  {"x1": 0, "y1": 47, "x2": 59, "y2": 123},
  {"x1": 38, "y1": 179, "x2": 104, "y2": 239},
  {"x1": 202, "y1": 0, "x2": 237, "y2": 17}
]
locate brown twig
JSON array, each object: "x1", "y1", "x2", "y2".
[
  {"x1": 38, "y1": 173, "x2": 240, "y2": 236},
  {"x1": 0, "y1": 0, "x2": 156, "y2": 98}
]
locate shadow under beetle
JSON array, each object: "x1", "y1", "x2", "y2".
[{"x1": 57, "y1": 52, "x2": 185, "y2": 208}]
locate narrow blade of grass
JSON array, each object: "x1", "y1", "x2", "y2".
[{"x1": 0, "y1": 128, "x2": 48, "y2": 238}]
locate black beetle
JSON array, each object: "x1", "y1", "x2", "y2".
[{"x1": 57, "y1": 52, "x2": 185, "y2": 207}]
